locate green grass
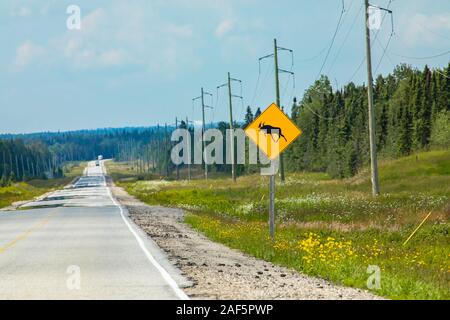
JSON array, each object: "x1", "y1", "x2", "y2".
[
  {"x1": 106, "y1": 161, "x2": 156, "y2": 182},
  {"x1": 108, "y1": 150, "x2": 450, "y2": 299},
  {"x1": 0, "y1": 162, "x2": 85, "y2": 209}
]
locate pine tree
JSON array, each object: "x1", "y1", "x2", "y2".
[
  {"x1": 254, "y1": 107, "x2": 262, "y2": 119},
  {"x1": 244, "y1": 106, "x2": 254, "y2": 128}
]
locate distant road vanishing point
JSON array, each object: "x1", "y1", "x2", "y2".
[{"x1": 0, "y1": 161, "x2": 188, "y2": 300}]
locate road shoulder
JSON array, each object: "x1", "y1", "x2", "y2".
[{"x1": 110, "y1": 181, "x2": 382, "y2": 300}]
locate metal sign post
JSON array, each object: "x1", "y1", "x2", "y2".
[
  {"x1": 245, "y1": 104, "x2": 301, "y2": 241},
  {"x1": 269, "y1": 173, "x2": 275, "y2": 240}
]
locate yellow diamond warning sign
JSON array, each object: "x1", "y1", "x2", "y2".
[{"x1": 245, "y1": 103, "x2": 302, "y2": 159}]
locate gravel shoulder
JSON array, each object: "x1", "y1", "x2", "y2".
[{"x1": 110, "y1": 181, "x2": 382, "y2": 300}]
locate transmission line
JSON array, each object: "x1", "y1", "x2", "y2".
[
  {"x1": 326, "y1": 1, "x2": 363, "y2": 75},
  {"x1": 389, "y1": 50, "x2": 450, "y2": 60},
  {"x1": 315, "y1": 0, "x2": 346, "y2": 80}
]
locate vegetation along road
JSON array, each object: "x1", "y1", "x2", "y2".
[{"x1": 107, "y1": 150, "x2": 449, "y2": 300}]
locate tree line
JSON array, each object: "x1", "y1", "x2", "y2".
[
  {"x1": 0, "y1": 139, "x2": 63, "y2": 186},
  {"x1": 284, "y1": 63, "x2": 449, "y2": 178},
  {"x1": 1, "y1": 63, "x2": 448, "y2": 183}
]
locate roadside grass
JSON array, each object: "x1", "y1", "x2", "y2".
[
  {"x1": 0, "y1": 162, "x2": 85, "y2": 209},
  {"x1": 108, "y1": 150, "x2": 450, "y2": 299},
  {"x1": 106, "y1": 160, "x2": 156, "y2": 182}
]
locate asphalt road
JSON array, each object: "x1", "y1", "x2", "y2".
[{"x1": 0, "y1": 161, "x2": 188, "y2": 300}]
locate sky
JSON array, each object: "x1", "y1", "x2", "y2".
[{"x1": 1, "y1": 0, "x2": 449, "y2": 134}]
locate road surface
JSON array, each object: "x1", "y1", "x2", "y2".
[{"x1": 0, "y1": 161, "x2": 188, "y2": 300}]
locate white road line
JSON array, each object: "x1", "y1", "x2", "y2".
[{"x1": 102, "y1": 164, "x2": 189, "y2": 300}]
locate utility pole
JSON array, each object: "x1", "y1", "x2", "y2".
[
  {"x1": 193, "y1": 88, "x2": 213, "y2": 180},
  {"x1": 186, "y1": 117, "x2": 193, "y2": 181},
  {"x1": 227, "y1": 73, "x2": 236, "y2": 182},
  {"x1": 273, "y1": 38, "x2": 285, "y2": 183},
  {"x1": 217, "y1": 73, "x2": 243, "y2": 182},
  {"x1": 365, "y1": 0, "x2": 381, "y2": 196},
  {"x1": 175, "y1": 117, "x2": 180, "y2": 180},
  {"x1": 260, "y1": 39, "x2": 294, "y2": 183},
  {"x1": 259, "y1": 38, "x2": 295, "y2": 240},
  {"x1": 165, "y1": 123, "x2": 169, "y2": 177},
  {"x1": 201, "y1": 89, "x2": 207, "y2": 180}
]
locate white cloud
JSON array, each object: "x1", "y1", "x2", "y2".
[
  {"x1": 400, "y1": 13, "x2": 450, "y2": 47},
  {"x1": 10, "y1": 1, "x2": 258, "y2": 74},
  {"x1": 215, "y1": 19, "x2": 235, "y2": 37},
  {"x1": 14, "y1": 41, "x2": 45, "y2": 68},
  {"x1": 51, "y1": 5, "x2": 199, "y2": 73}
]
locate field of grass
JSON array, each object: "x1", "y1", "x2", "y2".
[
  {"x1": 0, "y1": 162, "x2": 85, "y2": 209},
  {"x1": 106, "y1": 160, "x2": 156, "y2": 182},
  {"x1": 108, "y1": 150, "x2": 450, "y2": 299}
]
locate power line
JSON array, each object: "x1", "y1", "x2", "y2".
[
  {"x1": 296, "y1": 45, "x2": 328, "y2": 62},
  {"x1": 434, "y1": 69, "x2": 450, "y2": 80},
  {"x1": 348, "y1": 57, "x2": 366, "y2": 83},
  {"x1": 193, "y1": 88, "x2": 214, "y2": 180},
  {"x1": 217, "y1": 73, "x2": 243, "y2": 182},
  {"x1": 347, "y1": 0, "x2": 393, "y2": 83},
  {"x1": 374, "y1": 34, "x2": 397, "y2": 71},
  {"x1": 299, "y1": 0, "x2": 360, "y2": 120},
  {"x1": 250, "y1": 57, "x2": 273, "y2": 115},
  {"x1": 374, "y1": 31, "x2": 394, "y2": 74},
  {"x1": 412, "y1": 19, "x2": 450, "y2": 41},
  {"x1": 302, "y1": 0, "x2": 394, "y2": 122},
  {"x1": 280, "y1": 48, "x2": 295, "y2": 111},
  {"x1": 326, "y1": 1, "x2": 363, "y2": 75},
  {"x1": 301, "y1": 0, "x2": 358, "y2": 121},
  {"x1": 315, "y1": 0, "x2": 346, "y2": 80},
  {"x1": 389, "y1": 49, "x2": 450, "y2": 60}
]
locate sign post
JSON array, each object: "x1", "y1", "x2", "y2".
[
  {"x1": 269, "y1": 174, "x2": 276, "y2": 239},
  {"x1": 245, "y1": 103, "x2": 302, "y2": 240}
]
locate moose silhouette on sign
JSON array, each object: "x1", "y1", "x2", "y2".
[{"x1": 258, "y1": 122, "x2": 288, "y2": 142}]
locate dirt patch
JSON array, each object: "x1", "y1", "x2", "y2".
[{"x1": 110, "y1": 183, "x2": 382, "y2": 300}]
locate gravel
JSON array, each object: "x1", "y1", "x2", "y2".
[{"x1": 111, "y1": 184, "x2": 382, "y2": 300}]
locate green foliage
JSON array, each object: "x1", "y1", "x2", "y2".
[
  {"x1": 244, "y1": 106, "x2": 254, "y2": 127},
  {"x1": 185, "y1": 215, "x2": 449, "y2": 300},
  {"x1": 0, "y1": 162, "x2": 83, "y2": 209},
  {"x1": 114, "y1": 150, "x2": 450, "y2": 300},
  {"x1": 430, "y1": 110, "x2": 450, "y2": 149},
  {"x1": 0, "y1": 139, "x2": 65, "y2": 182},
  {"x1": 286, "y1": 64, "x2": 449, "y2": 178},
  {"x1": 2, "y1": 64, "x2": 446, "y2": 181}
]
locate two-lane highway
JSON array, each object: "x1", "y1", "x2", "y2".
[{"x1": 0, "y1": 161, "x2": 188, "y2": 300}]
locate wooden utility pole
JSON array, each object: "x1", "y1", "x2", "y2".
[
  {"x1": 269, "y1": 39, "x2": 281, "y2": 240},
  {"x1": 175, "y1": 117, "x2": 180, "y2": 180},
  {"x1": 273, "y1": 38, "x2": 286, "y2": 183},
  {"x1": 259, "y1": 38, "x2": 295, "y2": 241},
  {"x1": 201, "y1": 88, "x2": 207, "y2": 180},
  {"x1": 218, "y1": 73, "x2": 243, "y2": 182},
  {"x1": 365, "y1": 0, "x2": 380, "y2": 196},
  {"x1": 193, "y1": 88, "x2": 213, "y2": 180},
  {"x1": 186, "y1": 116, "x2": 192, "y2": 181},
  {"x1": 165, "y1": 123, "x2": 169, "y2": 177},
  {"x1": 227, "y1": 73, "x2": 236, "y2": 182}
]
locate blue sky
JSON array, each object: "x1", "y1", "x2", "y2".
[{"x1": 1, "y1": 0, "x2": 449, "y2": 134}]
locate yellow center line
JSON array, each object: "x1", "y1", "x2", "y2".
[{"x1": 0, "y1": 212, "x2": 56, "y2": 254}]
